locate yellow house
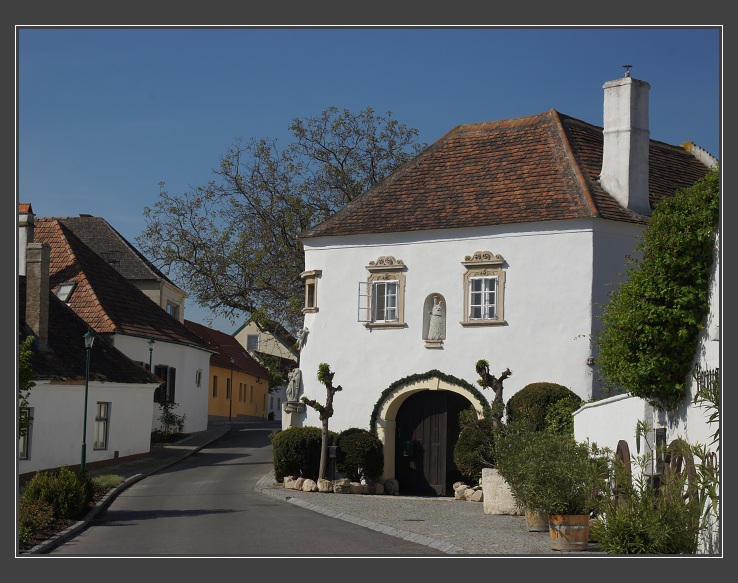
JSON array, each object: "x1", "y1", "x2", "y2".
[{"x1": 185, "y1": 320, "x2": 270, "y2": 421}]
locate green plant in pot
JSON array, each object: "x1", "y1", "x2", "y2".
[
  {"x1": 495, "y1": 427, "x2": 611, "y2": 549},
  {"x1": 493, "y1": 422, "x2": 549, "y2": 531}
]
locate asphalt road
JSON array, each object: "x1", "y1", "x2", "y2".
[{"x1": 47, "y1": 424, "x2": 445, "y2": 557}]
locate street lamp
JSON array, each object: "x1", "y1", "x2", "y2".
[
  {"x1": 229, "y1": 356, "x2": 235, "y2": 422},
  {"x1": 147, "y1": 338, "x2": 155, "y2": 371},
  {"x1": 81, "y1": 327, "x2": 95, "y2": 472}
]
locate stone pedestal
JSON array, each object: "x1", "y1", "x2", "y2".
[
  {"x1": 282, "y1": 401, "x2": 305, "y2": 428},
  {"x1": 482, "y1": 467, "x2": 523, "y2": 515}
]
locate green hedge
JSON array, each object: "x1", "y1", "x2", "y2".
[{"x1": 271, "y1": 426, "x2": 338, "y2": 482}]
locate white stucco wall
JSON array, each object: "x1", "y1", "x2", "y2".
[
  {"x1": 576, "y1": 231, "x2": 720, "y2": 454},
  {"x1": 112, "y1": 335, "x2": 212, "y2": 433},
  {"x1": 298, "y1": 219, "x2": 641, "y2": 433},
  {"x1": 19, "y1": 380, "x2": 157, "y2": 476}
]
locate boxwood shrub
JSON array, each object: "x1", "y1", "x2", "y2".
[
  {"x1": 453, "y1": 416, "x2": 496, "y2": 484},
  {"x1": 336, "y1": 427, "x2": 384, "y2": 482},
  {"x1": 271, "y1": 426, "x2": 338, "y2": 482},
  {"x1": 505, "y1": 382, "x2": 582, "y2": 432}
]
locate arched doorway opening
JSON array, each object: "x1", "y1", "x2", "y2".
[{"x1": 373, "y1": 373, "x2": 486, "y2": 497}]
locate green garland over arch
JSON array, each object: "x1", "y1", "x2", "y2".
[{"x1": 369, "y1": 369, "x2": 491, "y2": 435}]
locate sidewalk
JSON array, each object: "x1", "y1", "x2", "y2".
[{"x1": 29, "y1": 420, "x2": 604, "y2": 556}]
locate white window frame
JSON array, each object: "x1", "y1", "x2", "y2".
[
  {"x1": 362, "y1": 256, "x2": 407, "y2": 329},
  {"x1": 300, "y1": 270, "x2": 322, "y2": 314},
  {"x1": 462, "y1": 251, "x2": 506, "y2": 326},
  {"x1": 94, "y1": 402, "x2": 110, "y2": 450}
]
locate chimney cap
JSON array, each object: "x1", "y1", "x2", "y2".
[{"x1": 623, "y1": 64, "x2": 633, "y2": 77}]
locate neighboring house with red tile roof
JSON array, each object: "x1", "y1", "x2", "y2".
[
  {"x1": 50, "y1": 214, "x2": 188, "y2": 324},
  {"x1": 18, "y1": 241, "x2": 160, "y2": 479},
  {"x1": 233, "y1": 317, "x2": 299, "y2": 423},
  {"x1": 294, "y1": 72, "x2": 718, "y2": 497},
  {"x1": 19, "y1": 207, "x2": 216, "y2": 434},
  {"x1": 185, "y1": 320, "x2": 270, "y2": 421}
]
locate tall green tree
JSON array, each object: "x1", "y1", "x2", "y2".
[
  {"x1": 594, "y1": 166, "x2": 720, "y2": 410},
  {"x1": 138, "y1": 107, "x2": 425, "y2": 334}
]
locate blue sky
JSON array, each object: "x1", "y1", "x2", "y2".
[{"x1": 17, "y1": 26, "x2": 722, "y2": 333}]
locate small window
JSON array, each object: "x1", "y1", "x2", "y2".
[
  {"x1": 18, "y1": 407, "x2": 32, "y2": 459},
  {"x1": 94, "y1": 402, "x2": 110, "y2": 450},
  {"x1": 462, "y1": 251, "x2": 506, "y2": 326},
  {"x1": 246, "y1": 335, "x2": 260, "y2": 351},
  {"x1": 301, "y1": 270, "x2": 322, "y2": 314},
  {"x1": 195, "y1": 369, "x2": 202, "y2": 387},
  {"x1": 212, "y1": 376, "x2": 218, "y2": 398},
  {"x1": 226, "y1": 377, "x2": 232, "y2": 400},
  {"x1": 166, "y1": 302, "x2": 180, "y2": 319},
  {"x1": 360, "y1": 256, "x2": 407, "y2": 329},
  {"x1": 55, "y1": 282, "x2": 77, "y2": 302}
]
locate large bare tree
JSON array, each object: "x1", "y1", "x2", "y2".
[{"x1": 137, "y1": 106, "x2": 425, "y2": 334}]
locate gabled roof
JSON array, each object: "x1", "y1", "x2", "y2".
[
  {"x1": 53, "y1": 214, "x2": 181, "y2": 288},
  {"x1": 300, "y1": 110, "x2": 712, "y2": 239},
  {"x1": 19, "y1": 276, "x2": 159, "y2": 384},
  {"x1": 235, "y1": 316, "x2": 298, "y2": 356},
  {"x1": 32, "y1": 218, "x2": 211, "y2": 351},
  {"x1": 184, "y1": 320, "x2": 269, "y2": 378}
]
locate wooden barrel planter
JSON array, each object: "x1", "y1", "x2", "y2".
[
  {"x1": 548, "y1": 514, "x2": 590, "y2": 552},
  {"x1": 525, "y1": 510, "x2": 550, "y2": 532}
]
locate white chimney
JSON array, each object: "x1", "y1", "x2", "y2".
[
  {"x1": 18, "y1": 204, "x2": 35, "y2": 276},
  {"x1": 600, "y1": 70, "x2": 651, "y2": 215},
  {"x1": 25, "y1": 242, "x2": 51, "y2": 344}
]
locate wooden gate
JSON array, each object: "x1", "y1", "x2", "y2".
[{"x1": 394, "y1": 390, "x2": 467, "y2": 496}]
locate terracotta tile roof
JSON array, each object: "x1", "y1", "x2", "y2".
[
  {"x1": 19, "y1": 276, "x2": 159, "y2": 384},
  {"x1": 185, "y1": 319, "x2": 269, "y2": 378},
  {"x1": 54, "y1": 215, "x2": 179, "y2": 287},
  {"x1": 300, "y1": 110, "x2": 713, "y2": 239},
  {"x1": 32, "y1": 218, "x2": 211, "y2": 350}
]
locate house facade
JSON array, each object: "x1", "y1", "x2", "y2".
[
  {"x1": 233, "y1": 317, "x2": 298, "y2": 424},
  {"x1": 185, "y1": 320, "x2": 270, "y2": 421},
  {"x1": 19, "y1": 242, "x2": 160, "y2": 479},
  {"x1": 294, "y1": 72, "x2": 716, "y2": 496},
  {"x1": 21, "y1": 207, "x2": 215, "y2": 434}
]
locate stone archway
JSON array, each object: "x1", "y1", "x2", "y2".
[{"x1": 374, "y1": 374, "x2": 485, "y2": 496}]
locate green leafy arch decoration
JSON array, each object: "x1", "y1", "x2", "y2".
[{"x1": 369, "y1": 369, "x2": 491, "y2": 434}]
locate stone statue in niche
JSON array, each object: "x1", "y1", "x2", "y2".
[
  {"x1": 286, "y1": 367, "x2": 302, "y2": 401},
  {"x1": 425, "y1": 294, "x2": 445, "y2": 347},
  {"x1": 428, "y1": 295, "x2": 444, "y2": 340}
]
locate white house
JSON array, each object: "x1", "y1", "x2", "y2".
[
  {"x1": 293, "y1": 71, "x2": 717, "y2": 496},
  {"x1": 20, "y1": 206, "x2": 215, "y2": 435},
  {"x1": 19, "y1": 241, "x2": 160, "y2": 479}
]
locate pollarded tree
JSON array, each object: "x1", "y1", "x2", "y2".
[
  {"x1": 301, "y1": 363, "x2": 342, "y2": 481},
  {"x1": 594, "y1": 166, "x2": 720, "y2": 411},
  {"x1": 137, "y1": 107, "x2": 425, "y2": 335}
]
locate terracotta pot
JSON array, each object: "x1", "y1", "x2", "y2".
[
  {"x1": 548, "y1": 514, "x2": 590, "y2": 552},
  {"x1": 525, "y1": 510, "x2": 550, "y2": 532}
]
